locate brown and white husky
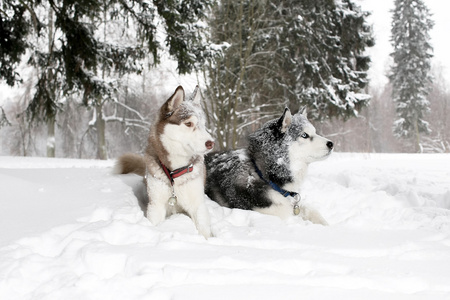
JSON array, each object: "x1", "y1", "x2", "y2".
[{"x1": 115, "y1": 86, "x2": 215, "y2": 238}]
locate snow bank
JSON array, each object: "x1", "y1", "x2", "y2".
[{"x1": 0, "y1": 154, "x2": 449, "y2": 299}]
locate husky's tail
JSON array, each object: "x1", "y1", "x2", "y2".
[{"x1": 114, "y1": 153, "x2": 146, "y2": 176}]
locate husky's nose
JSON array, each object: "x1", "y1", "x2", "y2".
[
  {"x1": 327, "y1": 141, "x2": 334, "y2": 150},
  {"x1": 205, "y1": 140, "x2": 215, "y2": 150}
]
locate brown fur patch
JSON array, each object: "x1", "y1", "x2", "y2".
[
  {"x1": 115, "y1": 153, "x2": 146, "y2": 176},
  {"x1": 148, "y1": 86, "x2": 188, "y2": 169}
]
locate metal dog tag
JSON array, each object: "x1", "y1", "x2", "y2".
[
  {"x1": 168, "y1": 195, "x2": 177, "y2": 206},
  {"x1": 168, "y1": 186, "x2": 177, "y2": 206},
  {"x1": 292, "y1": 194, "x2": 301, "y2": 215},
  {"x1": 293, "y1": 204, "x2": 300, "y2": 215}
]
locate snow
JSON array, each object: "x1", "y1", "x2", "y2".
[{"x1": 1, "y1": 153, "x2": 450, "y2": 299}]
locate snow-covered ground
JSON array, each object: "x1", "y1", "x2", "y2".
[{"x1": 0, "y1": 153, "x2": 449, "y2": 299}]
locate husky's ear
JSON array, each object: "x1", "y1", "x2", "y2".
[
  {"x1": 164, "y1": 86, "x2": 185, "y2": 116},
  {"x1": 277, "y1": 108, "x2": 292, "y2": 133},
  {"x1": 190, "y1": 85, "x2": 201, "y2": 104},
  {"x1": 300, "y1": 106, "x2": 307, "y2": 117}
]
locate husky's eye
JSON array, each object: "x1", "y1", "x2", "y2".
[
  {"x1": 301, "y1": 132, "x2": 309, "y2": 139},
  {"x1": 185, "y1": 122, "x2": 193, "y2": 128}
]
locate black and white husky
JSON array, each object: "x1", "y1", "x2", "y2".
[
  {"x1": 115, "y1": 86, "x2": 215, "y2": 238},
  {"x1": 205, "y1": 108, "x2": 333, "y2": 225}
]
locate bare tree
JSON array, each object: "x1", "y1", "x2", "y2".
[{"x1": 424, "y1": 65, "x2": 450, "y2": 152}]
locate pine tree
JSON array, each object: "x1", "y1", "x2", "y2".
[
  {"x1": 205, "y1": 0, "x2": 374, "y2": 149},
  {"x1": 0, "y1": 0, "x2": 35, "y2": 86},
  {"x1": 1, "y1": 0, "x2": 212, "y2": 159},
  {"x1": 389, "y1": 0, "x2": 434, "y2": 152},
  {"x1": 278, "y1": 0, "x2": 374, "y2": 121}
]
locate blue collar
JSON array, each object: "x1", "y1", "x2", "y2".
[{"x1": 251, "y1": 159, "x2": 298, "y2": 198}]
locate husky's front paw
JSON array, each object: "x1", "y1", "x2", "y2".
[
  {"x1": 299, "y1": 205, "x2": 328, "y2": 226},
  {"x1": 147, "y1": 203, "x2": 166, "y2": 226},
  {"x1": 197, "y1": 226, "x2": 212, "y2": 239},
  {"x1": 188, "y1": 202, "x2": 212, "y2": 239}
]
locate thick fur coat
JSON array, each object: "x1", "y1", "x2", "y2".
[
  {"x1": 205, "y1": 108, "x2": 333, "y2": 225},
  {"x1": 116, "y1": 86, "x2": 214, "y2": 238}
]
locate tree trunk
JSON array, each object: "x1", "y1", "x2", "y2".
[
  {"x1": 96, "y1": 103, "x2": 107, "y2": 160},
  {"x1": 414, "y1": 117, "x2": 421, "y2": 153},
  {"x1": 95, "y1": 5, "x2": 108, "y2": 160},
  {"x1": 47, "y1": 116, "x2": 55, "y2": 157},
  {"x1": 47, "y1": 8, "x2": 56, "y2": 158},
  {"x1": 444, "y1": 95, "x2": 449, "y2": 152}
]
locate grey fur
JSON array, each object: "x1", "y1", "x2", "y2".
[{"x1": 205, "y1": 108, "x2": 333, "y2": 223}]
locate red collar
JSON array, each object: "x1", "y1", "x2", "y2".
[{"x1": 160, "y1": 161, "x2": 194, "y2": 185}]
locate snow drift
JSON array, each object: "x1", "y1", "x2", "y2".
[{"x1": 0, "y1": 153, "x2": 449, "y2": 299}]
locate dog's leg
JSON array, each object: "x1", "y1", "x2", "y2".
[
  {"x1": 145, "y1": 176, "x2": 169, "y2": 226},
  {"x1": 175, "y1": 177, "x2": 212, "y2": 238},
  {"x1": 178, "y1": 195, "x2": 211, "y2": 238},
  {"x1": 147, "y1": 199, "x2": 167, "y2": 226},
  {"x1": 253, "y1": 197, "x2": 328, "y2": 226},
  {"x1": 187, "y1": 201, "x2": 212, "y2": 239},
  {"x1": 299, "y1": 205, "x2": 328, "y2": 226}
]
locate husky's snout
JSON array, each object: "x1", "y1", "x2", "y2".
[{"x1": 327, "y1": 141, "x2": 334, "y2": 150}]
